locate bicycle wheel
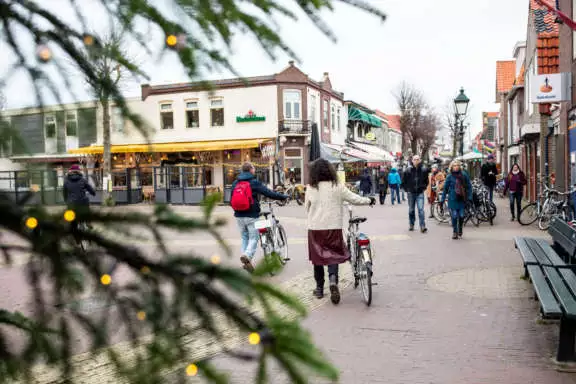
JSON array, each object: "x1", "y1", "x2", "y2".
[
  {"x1": 274, "y1": 224, "x2": 288, "y2": 265},
  {"x1": 433, "y1": 201, "x2": 450, "y2": 223},
  {"x1": 358, "y1": 247, "x2": 372, "y2": 306},
  {"x1": 538, "y1": 208, "x2": 556, "y2": 231},
  {"x1": 489, "y1": 201, "x2": 497, "y2": 219},
  {"x1": 518, "y1": 203, "x2": 538, "y2": 226}
]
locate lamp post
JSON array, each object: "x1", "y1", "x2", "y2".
[{"x1": 453, "y1": 87, "x2": 470, "y2": 157}]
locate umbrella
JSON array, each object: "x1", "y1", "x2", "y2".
[{"x1": 309, "y1": 122, "x2": 321, "y2": 162}]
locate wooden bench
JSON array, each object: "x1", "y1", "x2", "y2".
[{"x1": 514, "y1": 218, "x2": 576, "y2": 362}]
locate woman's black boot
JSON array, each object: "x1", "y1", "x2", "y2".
[{"x1": 458, "y1": 218, "x2": 464, "y2": 238}]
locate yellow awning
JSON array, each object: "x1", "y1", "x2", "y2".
[{"x1": 68, "y1": 138, "x2": 273, "y2": 155}]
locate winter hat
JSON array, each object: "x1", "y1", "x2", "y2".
[
  {"x1": 69, "y1": 164, "x2": 81, "y2": 172},
  {"x1": 488, "y1": 154, "x2": 495, "y2": 160}
]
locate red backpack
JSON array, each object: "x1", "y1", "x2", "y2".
[{"x1": 230, "y1": 181, "x2": 254, "y2": 211}]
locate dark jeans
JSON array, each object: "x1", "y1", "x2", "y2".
[
  {"x1": 314, "y1": 264, "x2": 339, "y2": 288},
  {"x1": 509, "y1": 192, "x2": 522, "y2": 219},
  {"x1": 487, "y1": 185, "x2": 494, "y2": 202},
  {"x1": 379, "y1": 186, "x2": 387, "y2": 204},
  {"x1": 408, "y1": 192, "x2": 426, "y2": 229},
  {"x1": 450, "y1": 207, "x2": 465, "y2": 233},
  {"x1": 390, "y1": 184, "x2": 401, "y2": 204}
]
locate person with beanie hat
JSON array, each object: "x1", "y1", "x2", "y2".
[{"x1": 63, "y1": 164, "x2": 96, "y2": 207}]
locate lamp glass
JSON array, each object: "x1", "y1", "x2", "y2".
[{"x1": 454, "y1": 88, "x2": 470, "y2": 116}]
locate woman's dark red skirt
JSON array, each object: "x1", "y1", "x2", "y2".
[{"x1": 307, "y1": 229, "x2": 350, "y2": 266}]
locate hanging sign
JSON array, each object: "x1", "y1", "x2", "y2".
[
  {"x1": 365, "y1": 132, "x2": 376, "y2": 141},
  {"x1": 236, "y1": 110, "x2": 265, "y2": 122},
  {"x1": 531, "y1": 73, "x2": 571, "y2": 103}
]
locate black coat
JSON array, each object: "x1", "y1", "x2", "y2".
[
  {"x1": 63, "y1": 172, "x2": 95, "y2": 205},
  {"x1": 359, "y1": 173, "x2": 373, "y2": 194},
  {"x1": 481, "y1": 162, "x2": 498, "y2": 187},
  {"x1": 402, "y1": 164, "x2": 429, "y2": 194}
]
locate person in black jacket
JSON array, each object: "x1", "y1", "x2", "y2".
[
  {"x1": 63, "y1": 164, "x2": 96, "y2": 207},
  {"x1": 481, "y1": 154, "x2": 498, "y2": 201},
  {"x1": 231, "y1": 162, "x2": 288, "y2": 272},
  {"x1": 377, "y1": 167, "x2": 389, "y2": 205},
  {"x1": 401, "y1": 155, "x2": 430, "y2": 233},
  {"x1": 359, "y1": 167, "x2": 373, "y2": 196}
]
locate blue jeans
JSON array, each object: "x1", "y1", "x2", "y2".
[
  {"x1": 408, "y1": 192, "x2": 426, "y2": 228},
  {"x1": 450, "y1": 207, "x2": 465, "y2": 233},
  {"x1": 390, "y1": 184, "x2": 401, "y2": 204},
  {"x1": 509, "y1": 192, "x2": 522, "y2": 219},
  {"x1": 487, "y1": 185, "x2": 494, "y2": 202},
  {"x1": 237, "y1": 217, "x2": 259, "y2": 259}
]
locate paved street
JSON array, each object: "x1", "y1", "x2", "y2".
[{"x1": 3, "y1": 198, "x2": 576, "y2": 383}]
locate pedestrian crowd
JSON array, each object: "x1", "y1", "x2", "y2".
[{"x1": 230, "y1": 153, "x2": 525, "y2": 305}]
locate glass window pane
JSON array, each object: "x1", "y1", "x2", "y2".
[
  {"x1": 186, "y1": 101, "x2": 198, "y2": 109},
  {"x1": 186, "y1": 110, "x2": 199, "y2": 128},
  {"x1": 160, "y1": 103, "x2": 172, "y2": 110},
  {"x1": 66, "y1": 121, "x2": 77, "y2": 136},
  {"x1": 285, "y1": 102, "x2": 292, "y2": 119},
  {"x1": 161, "y1": 112, "x2": 174, "y2": 129},
  {"x1": 294, "y1": 102, "x2": 300, "y2": 119},
  {"x1": 211, "y1": 99, "x2": 223, "y2": 107}
]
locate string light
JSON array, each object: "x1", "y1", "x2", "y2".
[
  {"x1": 137, "y1": 311, "x2": 146, "y2": 321},
  {"x1": 36, "y1": 45, "x2": 52, "y2": 62},
  {"x1": 140, "y1": 266, "x2": 150, "y2": 274},
  {"x1": 100, "y1": 274, "x2": 112, "y2": 285},
  {"x1": 25, "y1": 217, "x2": 38, "y2": 229},
  {"x1": 248, "y1": 332, "x2": 261, "y2": 345},
  {"x1": 166, "y1": 34, "x2": 178, "y2": 47},
  {"x1": 82, "y1": 34, "x2": 95, "y2": 46},
  {"x1": 185, "y1": 363, "x2": 198, "y2": 376},
  {"x1": 63, "y1": 210, "x2": 76, "y2": 222},
  {"x1": 210, "y1": 255, "x2": 221, "y2": 265}
]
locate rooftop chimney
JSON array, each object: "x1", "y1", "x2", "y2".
[{"x1": 288, "y1": 60, "x2": 295, "y2": 66}]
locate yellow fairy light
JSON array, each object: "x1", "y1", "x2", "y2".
[
  {"x1": 210, "y1": 255, "x2": 221, "y2": 265},
  {"x1": 248, "y1": 332, "x2": 261, "y2": 345},
  {"x1": 166, "y1": 35, "x2": 178, "y2": 47},
  {"x1": 100, "y1": 274, "x2": 112, "y2": 285},
  {"x1": 36, "y1": 45, "x2": 52, "y2": 62},
  {"x1": 25, "y1": 217, "x2": 38, "y2": 229},
  {"x1": 140, "y1": 266, "x2": 150, "y2": 274},
  {"x1": 63, "y1": 209, "x2": 76, "y2": 222},
  {"x1": 137, "y1": 311, "x2": 146, "y2": 321},
  {"x1": 82, "y1": 34, "x2": 95, "y2": 46},
  {"x1": 185, "y1": 363, "x2": 198, "y2": 376}
]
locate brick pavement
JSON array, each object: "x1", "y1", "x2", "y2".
[{"x1": 4, "y1": 199, "x2": 576, "y2": 383}]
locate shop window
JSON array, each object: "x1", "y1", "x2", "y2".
[
  {"x1": 210, "y1": 99, "x2": 224, "y2": 127},
  {"x1": 139, "y1": 168, "x2": 153, "y2": 187},
  {"x1": 284, "y1": 147, "x2": 303, "y2": 184},
  {"x1": 160, "y1": 103, "x2": 174, "y2": 129},
  {"x1": 223, "y1": 149, "x2": 241, "y2": 163},
  {"x1": 186, "y1": 101, "x2": 200, "y2": 128}
]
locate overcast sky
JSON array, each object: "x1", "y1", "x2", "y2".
[{"x1": 2, "y1": 0, "x2": 528, "y2": 139}]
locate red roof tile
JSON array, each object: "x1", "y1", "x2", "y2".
[
  {"x1": 384, "y1": 114, "x2": 401, "y2": 133},
  {"x1": 496, "y1": 61, "x2": 515, "y2": 94}
]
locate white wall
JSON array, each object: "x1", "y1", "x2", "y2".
[
  {"x1": 97, "y1": 85, "x2": 279, "y2": 145},
  {"x1": 329, "y1": 97, "x2": 345, "y2": 145}
]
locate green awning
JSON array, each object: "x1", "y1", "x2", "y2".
[{"x1": 348, "y1": 107, "x2": 382, "y2": 128}]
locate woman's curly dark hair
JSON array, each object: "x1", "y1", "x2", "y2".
[{"x1": 309, "y1": 158, "x2": 337, "y2": 189}]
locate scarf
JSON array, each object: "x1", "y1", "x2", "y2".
[{"x1": 453, "y1": 171, "x2": 466, "y2": 200}]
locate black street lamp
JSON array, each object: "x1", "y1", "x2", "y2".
[{"x1": 453, "y1": 87, "x2": 470, "y2": 157}]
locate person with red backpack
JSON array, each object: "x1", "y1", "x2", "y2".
[{"x1": 231, "y1": 162, "x2": 288, "y2": 271}]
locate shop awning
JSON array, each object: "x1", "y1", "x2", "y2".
[
  {"x1": 68, "y1": 138, "x2": 273, "y2": 154},
  {"x1": 323, "y1": 143, "x2": 380, "y2": 162},
  {"x1": 348, "y1": 107, "x2": 382, "y2": 128},
  {"x1": 349, "y1": 141, "x2": 394, "y2": 162},
  {"x1": 320, "y1": 143, "x2": 361, "y2": 163}
]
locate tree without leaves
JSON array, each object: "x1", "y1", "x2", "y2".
[
  {"x1": 0, "y1": 0, "x2": 386, "y2": 383},
  {"x1": 392, "y1": 82, "x2": 437, "y2": 158},
  {"x1": 419, "y1": 113, "x2": 440, "y2": 162}
]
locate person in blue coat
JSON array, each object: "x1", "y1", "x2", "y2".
[
  {"x1": 388, "y1": 167, "x2": 402, "y2": 205},
  {"x1": 441, "y1": 160, "x2": 473, "y2": 240}
]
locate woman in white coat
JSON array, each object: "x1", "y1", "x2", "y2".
[{"x1": 305, "y1": 159, "x2": 375, "y2": 304}]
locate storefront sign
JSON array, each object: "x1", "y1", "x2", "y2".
[
  {"x1": 365, "y1": 132, "x2": 376, "y2": 141},
  {"x1": 531, "y1": 73, "x2": 571, "y2": 103},
  {"x1": 236, "y1": 110, "x2": 265, "y2": 122}
]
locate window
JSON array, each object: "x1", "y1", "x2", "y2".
[
  {"x1": 283, "y1": 90, "x2": 301, "y2": 120},
  {"x1": 44, "y1": 114, "x2": 57, "y2": 138},
  {"x1": 210, "y1": 99, "x2": 224, "y2": 126},
  {"x1": 331, "y1": 104, "x2": 335, "y2": 130},
  {"x1": 160, "y1": 103, "x2": 174, "y2": 129},
  {"x1": 284, "y1": 147, "x2": 303, "y2": 184},
  {"x1": 323, "y1": 100, "x2": 328, "y2": 130},
  {"x1": 309, "y1": 94, "x2": 316, "y2": 123},
  {"x1": 337, "y1": 107, "x2": 341, "y2": 131},
  {"x1": 0, "y1": 119, "x2": 11, "y2": 158},
  {"x1": 65, "y1": 111, "x2": 77, "y2": 136},
  {"x1": 112, "y1": 106, "x2": 124, "y2": 132},
  {"x1": 185, "y1": 101, "x2": 200, "y2": 128}
]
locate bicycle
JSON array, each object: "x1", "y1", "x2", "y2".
[
  {"x1": 274, "y1": 182, "x2": 304, "y2": 206},
  {"x1": 345, "y1": 202, "x2": 375, "y2": 306},
  {"x1": 518, "y1": 183, "x2": 564, "y2": 230},
  {"x1": 254, "y1": 201, "x2": 290, "y2": 275}
]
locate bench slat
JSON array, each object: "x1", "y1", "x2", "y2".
[
  {"x1": 549, "y1": 218, "x2": 576, "y2": 257},
  {"x1": 533, "y1": 238, "x2": 566, "y2": 266},
  {"x1": 543, "y1": 266, "x2": 576, "y2": 319},
  {"x1": 515, "y1": 237, "x2": 538, "y2": 265},
  {"x1": 526, "y1": 238, "x2": 556, "y2": 265},
  {"x1": 527, "y1": 265, "x2": 562, "y2": 318}
]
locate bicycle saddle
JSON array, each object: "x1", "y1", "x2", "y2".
[{"x1": 349, "y1": 216, "x2": 367, "y2": 224}]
